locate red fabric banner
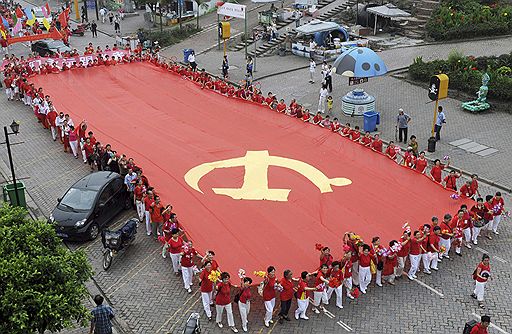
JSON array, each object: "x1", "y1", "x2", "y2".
[{"x1": 7, "y1": 29, "x2": 62, "y2": 45}]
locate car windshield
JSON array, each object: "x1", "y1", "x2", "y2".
[
  {"x1": 60, "y1": 188, "x2": 97, "y2": 211},
  {"x1": 47, "y1": 41, "x2": 65, "y2": 49}
]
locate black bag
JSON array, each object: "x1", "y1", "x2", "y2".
[
  {"x1": 463, "y1": 320, "x2": 478, "y2": 334},
  {"x1": 377, "y1": 261, "x2": 384, "y2": 271},
  {"x1": 234, "y1": 287, "x2": 244, "y2": 304}
]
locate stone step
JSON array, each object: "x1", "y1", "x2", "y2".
[{"x1": 416, "y1": 14, "x2": 432, "y2": 20}]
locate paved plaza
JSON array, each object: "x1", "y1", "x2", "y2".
[{"x1": 1, "y1": 0, "x2": 511, "y2": 333}]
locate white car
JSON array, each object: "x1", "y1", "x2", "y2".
[{"x1": 32, "y1": 7, "x2": 53, "y2": 29}]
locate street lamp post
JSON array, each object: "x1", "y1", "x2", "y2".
[{"x1": 4, "y1": 121, "x2": 20, "y2": 206}]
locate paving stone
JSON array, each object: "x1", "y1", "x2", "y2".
[
  {"x1": 466, "y1": 144, "x2": 489, "y2": 153},
  {"x1": 449, "y1": 138, "x2": 472, "y2": 146},
  {"x1": 458, "y1": 141, "x2": 480, "y2": 150},
  {"x1": 475, "y1": 148, "x2": 499, "y2": 157}
]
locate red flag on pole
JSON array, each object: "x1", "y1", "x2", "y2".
[
  {"x1": 45, "y1": 2, "x2": 51, "y2": 16},
  {"x1": 15, "y1": 7, "x2": 24, "y2": 18},
  {"x1": 58, "y1": 10, "x2": 67, "y2": 28}
]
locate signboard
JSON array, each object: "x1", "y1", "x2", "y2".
[
  {"x1": 428, "y1": 74, "x2": 449, "y2": 101},
  {"x1": 217, "y1": 3, "x2": 246, "y2": 19},
  {"x1": 348, "y1": 77, "x2": 368, "y2": 86}
]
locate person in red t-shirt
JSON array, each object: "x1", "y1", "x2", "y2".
[
  {"x1": 370, "y1": 237, "x2": 384, "y2": 287},
  {"x1": 312, "y1": 112, "x2": 323, "y2": 125},
  {"x1": 459, "y1": 180, "x2": 474, "y2": 199},
  {"x1": 143, "y1": 191, "x2": 154, "y2": 236},
  {"x1": 382, "y1": 240, "x2": 399, "y2": 285},
  {"x1": 181, "y1": 241, "x2": 199, "y2": 293},
  {"x1": 238, "y1": 276, "x2": 253, "y2": 331},
  {"x1": 302, "y1": 109, "x2": 311, "y2": 122},
  {"x1": 420, "y1": 225, "x2": 432, "y2": 274},
  {"x1": 340, "y1": 251, "x2": 354, "y2": 299},
  {"x1": 471, "y1": 174, "x2": 481, "y2": 198},
  {"x1": 46, "y1": 105, "x2": 58, "y2": 141},
  {"x1": 278, "y1": 270, "x2": 296, "y2": 323},
  {"x1": 427, "y1": 226, "x2": 441, "y2": 271},
  {"x1": 199, "y1": 261, "x2": 214, "y2": 320},
  {"x1": 263, "y1": 266, "x2": 276, "y2": 327},
  {"x1": 472, "y1": 254, "x2": 491, "y2": 308},
  {"x1": 326, "y1": 261, "x2": 344, "y2": 308},
  {"x1": 385, "y1": 141, "x2": 398, "y2": 161},
  {"x1": 294, "y1": 271, "x2": 316, "y2": 320},
  {"x1": 490, "y1": 192, "x2": 505, "y2": 235},
  {"x1": 360, "y1": 132, "x2": 372, "y2": 147},
  {"x1": 470, "y1": 198, "x2": 486, "y2": 245},
  {"x1": 430, "y1": 158, "x2": 450, "y2": 183},
  {"x1": 358, "y1": 244, "x2": 373, "y2": 293},
  {"x1": 395, "y1": 230, "x2": 411, "y2": 278},
  {"x1": 439, "y1": 213, "x2": 454, "y2": 258},
  {"x1": 371, "y1": 134, "x2": 383, "y2": 152},
  {"x1": 319, "y1": 247, "x2": 333, "y2": 268},
  {"x1": 450, "y1": 209, "x2": 466, "y2": 256},
  {"x1": 83, "y1": 138, "x2": 95, "y2": 171},
  {"x1": 350, "y1": 126, "x2": 361, "y2": 142},
  {"x1": 215, "y1": 272, "x2": 238, "y2": 332},
  {"x1": 343, "y1": 232, "x2": 360, "y2": 287},
  {"x1": 483, "y1": 195, "x2": 496, "y2": 240},
  {"x1": 150, "y1": 196, "x2": 166, "y2": 240},
  {"x1": 340, "y1": 123, "x2": 351, "y2": 138},
  {"x1": 311, "y1": 264, "x2": 330, "y2": 313},
  {"x1": 133, "y1": 179, "x2": 146, "y2": 222},
  {"x1": 443, "y1": 169, "x2": 460, "y2": 191},
  {"x1": 470, "y1": 316, "x2": 490, "y2": 334},
  {"x1": 407, "y1": 230, "x2": 427, "y2": 280},
  {"x1": 201, "y1": 250, "x2": 220, "y2": 271},
  {"x1": 276, "y1": 99, "x2": 287, "y2": 113},
  {"x1": 330, "y1": 118, "x2": 341, "y2": 132},
  {"x1": 166, "y1": 229, "x2": 183, "y2": 275}
]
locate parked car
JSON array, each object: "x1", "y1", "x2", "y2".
[
  {"x1": 32, "y1": 7, "x2": 53, "y2": 28},
  {"x1": 50, "y1": 171, "x2": 131, "y2": 241},
  {"x1": 31, "y1": 40, "x2": 71, "y2": 56}
]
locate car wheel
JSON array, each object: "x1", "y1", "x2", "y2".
[
  {"x1": 124, "y1": 196, "x2": 132, "y2": 210},
  {"x1": 88, "y1": 223, "x2": 100, "y2": 240}
]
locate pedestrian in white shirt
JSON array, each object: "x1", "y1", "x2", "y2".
[
  {"x1": 434, "y1": 105, "x2": 446, "y2": 141},
  {"x1": 55, "y1": 112, "x2": 65, "y2": 143},
  {"x1": 188, "y1": 51, "x2": 197, "y2": 71},
  {"x1": 318, "y1": 84, "x2": 328, "y2": 112},
  {"x1": 309, "y1": 59, "x2": 316, "y2": 83}
]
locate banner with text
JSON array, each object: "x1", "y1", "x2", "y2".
[{"x1": 217, "y1": 3, "x2": 246, "y2": 19}]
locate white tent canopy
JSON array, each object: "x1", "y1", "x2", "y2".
[
  {"x1": 366, "y1": 3, "x2": 411, "y2": 35},
  {"x1": 251, "y1": 0, "x2": 281, "y2": 3},
  {"x1": 295, "y1": 20, "x2": 341, "y2": 35}
]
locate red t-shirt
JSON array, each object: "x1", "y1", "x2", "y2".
[
  {"x1": 279, "y1": 278, "x2": 294, "y2": 301},
  {"x1": 444, "y1": 174, "x2": 459, "y2": 190},
  {"x1": 427, "y1": 234, "x2": 440, "y2": 252},
  {"x1": 470, "y1": 179, "x2": 479, "y2": 194},
  {"x1": 315, "y1": 272, "x2": 326, "y2": 292},
  {"x1": 491, "y1": 197, "x2": 504, "y2": 215},
  {"x1": 134, "y1": 185, "x2": 145, "y2": 201},
  {"x1": 262, "y1": 276, "x2": 276, "y2": 301},
  {"x1": 371, "y1": 139, "x2": 383, "y2": 152},
  {"x1": 350, "y1": 130, "x2": 361, "y2": 141},
  {"x1": 361, "y1": 136, "x2": 371, "y2": 146},
  {"x1": 475, "y1": 263, "x2": 490, "y2": 283},
  {"x1": 460, "y1": 184, "x2": 473, "y2": 198},
  {"x1": 385, "y1": 146, "x2": 397, "y2": 159},
  {"x1": 359, "y1": 253, "x2": 372, "y2": 267},
  {"x1": 409, "y1": 238, "x2": 421, "y2": 255},
  {"x1": 313, "y1": 115, "x2": 323, "y2": 124},
  {"x1": 430, "y1": 165, "x2": 445, "y2": 183},
  {"x1": 180, "y1": 248, "x2": 197, "y2": 267},
  {"x1": 483, "y1": 202, "x2": 494, "y2": 220},
  {"x1": 215, "y1": 282, "x2": 232, "y2": 306},
  {"x1": 150, "y1": 202, "x2": 164, "y2": 223},
  {"x1": 383, "y1": 255, "x2": 397, "y2": 276},
  {"x1": 296, "y1": 279, "x2": 309, "y2": 300},
  {"x1": 168, "y1": 236, "x2": 183, "y2": 254},
  {"x1": 144, "y1": 197, "x2": 154, "y2": 211},
  {"x1": 470, "y1": 323, "x2": 488, "y2": 334},
  {"x1": 342, "y1": 259, "x2": 352, "y2": 278},
  {"x1": 329, "y1": 269, "x2": 343, "y2": 286},
  {"x1": 320, "y1": 254, "x2": 333, "y2": 268},
  {"x1": 276, "y1": 102, "x2": 286, "y2": 113},
  {"x1": 239, "y1": 287, "x2": 251, "y2": 303},
  {"x1": 397, "y1": 237, "x2": 410, "y2": 257},
  {"x1": 440, "y1": 222, "x2": 453, "y2": 240},
  {"x1": 200, "y1": 269, "x2": 213, "y2": 292}
]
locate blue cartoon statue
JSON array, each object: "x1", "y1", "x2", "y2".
[{"x1": 461, "y1": 73, "x2": 491, "y2": 113}]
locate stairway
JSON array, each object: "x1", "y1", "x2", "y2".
[{"x1": 404, "y1": 0, "x2": 440, "y2": 39}]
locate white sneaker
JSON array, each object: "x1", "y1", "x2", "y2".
[
  {"x1": 473, "y1": 240, "x2": 478, "y2": 245},
  {"x1": 300, "y1": 315, "x2": 309, "y2": 320},
  {"x1": 217, "y1": 323, "x2": 223, "y2": 328},
  {"x1": 408, "y1": 275, "x2": 414, "y2": 281},
  {"x1": 312, "y1": 308, "x2": 320, "y2": 314},
  {"x1": 231, "y1": 327, "x2": 239, "y2": 333},
  {"x1": 295, "y1": 313, "x2": 299, "y2": 320},
  {"x1": 337, "y1": 305, "x2": 343, "y2": 309},
  {"x1": 347, "y1": 294, "x2": 354, "y2": 299},
  {"x1": 445, "y1": 255, "x2": 450, "y2": 259},
  {"x1": 264, "y1": 322, "x2": 269, "y2": 327},
  {"x1": 162, "y1": 253, "x2": 166, "y2": 259},
  {"x1": 494, "y1": 231, "x2": 499, "y2": 235},
  {"x1": 413, "y1": 274, "x2": 418, "y2": 279},
  {"x1": 466, "y1": 244, "x2": 472, "y2": 249},
  {"x1": 361, "y1": 289, "x2": 367, "y2": 294},
  {"x1": 242, "y1": 326, "x2": 248, "y2": 332},
  {"x1": 376, "y1": 283, "x2": 383, "y2": 287},
  {"x1": 187, "y1": 288, "x2": 192, "y2": 293}
]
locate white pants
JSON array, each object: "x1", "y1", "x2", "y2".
[
  {"x1": 182, "y1": 266, "x2": 193, "y2": 289},
  {"x1": 422, "y1": 253, "x2": 430, "y2": 271},
  {"x1": 472, "y1": 226, "x2": 481, "y2": 243},
  {"x1": 238, "y1": 301, "x2": 250, "y2": 328},
  {"x1": 295, "y1": 299, "x2": 309, "y2": 319},
  {"x1": 135, "y1": 200, "x2": 145, "y2": 221},
  {"x1": 201, "y1": 292, "x2": 213, "y2": 317},
  {"x1": 359, "y1": 266, "x2": 371, "y2": 292},
  {"x1": 50, "y1": 126, "x2": 57, "y2": 140},
  {"x1": 344, "y1": 277, "x2": 353, "y2": 296},
  {"x1": 145, "y1": 210, "x2": 151, "y2": 234},
  {"x1": 492, "y1": 215, "x2": 502, "y2": 233},
  {"x1": 474, "y1": 281, "x2": 486, "y2": 302},
  {"x1": 408, "y1": 254, "x2": 420, "y2": 277},
  {"x1": 264, "y1": 298, "x2": 275, "y2": 324},
  {"x1": 327, "y1": 286, "x2": 343, "y2": 308},
  {"x1": 396, "y1": 256, "x2": 406, "y2": 277},
  {"x1": 439, "y1": 238, "x2": 451, "y2": 257},
  {"x1": 309, "y1": 71, "x2": 314, "y2": 82},
  {"x1": 69, "y1": 140, "x2": 79, "y2": 157},
  {"x1": 216, "y1": 303, "x2": 235, "y2": 327},
  {"x1": 318, "y1": 96, "x2": 326, "y2": 112},
  {"x1": 351, "y1": 261, "x2": 359, "y2": 285},
  {"x1": 170, "y1": 253, "x2": 181, "y2": 273},
  {"x1": 429, "y1": 252, "x2": 439, "y2": 270},
  {"x1": 454, "y1": 237, "x2": 462, "y2": 254},
  {"x1": 463, "y1": 228, "x2": 472, "y2": 243},
  {"x1": 312, "y1": 290, "x2": 328, "y2": 307},
  {"x1": 375, "y1": 270, "x2": 382, "y2": 285}
]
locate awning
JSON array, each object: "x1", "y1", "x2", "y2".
[
  {"x1": 251, "y1": 0, "x2": 281, "y2": 3},
  {"x1": 295, "y1": 20, "x2": 341, "y2": 35},
  {"x1": 366, "y1": 3, "x2": 411, "y2": 35}
]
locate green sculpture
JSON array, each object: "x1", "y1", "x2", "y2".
[{"x1": 462, "y1": 73, "x2": 491, "y2": 112}]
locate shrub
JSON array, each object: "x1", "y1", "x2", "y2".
[{"x1": 140, "y1": 25, "x2": 201, "y2": 48}]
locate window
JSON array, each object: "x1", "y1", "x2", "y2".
[{"x1": 60, "y1": 188, "x2": 97, "y2": 211}]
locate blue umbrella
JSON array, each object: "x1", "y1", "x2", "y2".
[{"x1": 333, "y1": 47, "x2": 388, "y2": 77}]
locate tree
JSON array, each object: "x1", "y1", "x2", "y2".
[{"x1": 0, "y1": 204, "x2": 93, "y2": 334}]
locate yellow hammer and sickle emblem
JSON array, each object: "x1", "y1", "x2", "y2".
[{"x1": 184, "y1": 150, "x2": 351, "y2": 202}]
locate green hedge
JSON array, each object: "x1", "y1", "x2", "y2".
[
  {"x1": 141, "y1": 25, "x2": 201, "y2": 48},
  {"x1": 409, "y1": 51, "x2": 512, "y2": 101},
  {"x1": 426, "y1": 0, "x2": 512, "y2": 40}
]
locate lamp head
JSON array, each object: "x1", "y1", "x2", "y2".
[{"x1": 10, "y1": 120, "x2": 19, "y2": 134}]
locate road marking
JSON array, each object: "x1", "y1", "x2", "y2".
[
  {"x1": 324, "y1": 309, "x2": 335, "y2": 319},
  {"x1": 157, "y1": 290, "x2": 200, "y2": 333},
  {"x1": 472, "y1": 313, "x2": 511, "y2": 334},
  {"x1": 265, "y1": 318, "x2": 278, "y2": 334},
  {"x1": 337, "y1": 320, "x2": 353, "y2": 332},
  {"x1": 494, "y1": 255, "x2": 507, "y2": 263},
  {"x1": 411, "y1": 277, "x2": 445, "y2": 298},
  {"x1": 167, "y1": 297, "x2": 201, "y2": 333},
  {"x1": 475, "y1": 247, "x2": 508, "y2": 263},
  {"x1": 475, "y1": 246, "x2": 489, "y2": 254}
]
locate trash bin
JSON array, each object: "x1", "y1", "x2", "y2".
[
  {"x1": 3, "y1": 182, "x2": 27, "y2": 208},
  {"x1": 363, "y1": 111, "x2": 378, "y2": 132},
  {"x1": 183, "y1": 49, "x2": 194, "y2": 63},
  {"x1": 427, "y1": 136, "x2": 436, "y2": 153}
]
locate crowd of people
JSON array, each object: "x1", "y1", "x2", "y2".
[{"x1": 1, "y1": 44, "x2": 506, "y2": 333}]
